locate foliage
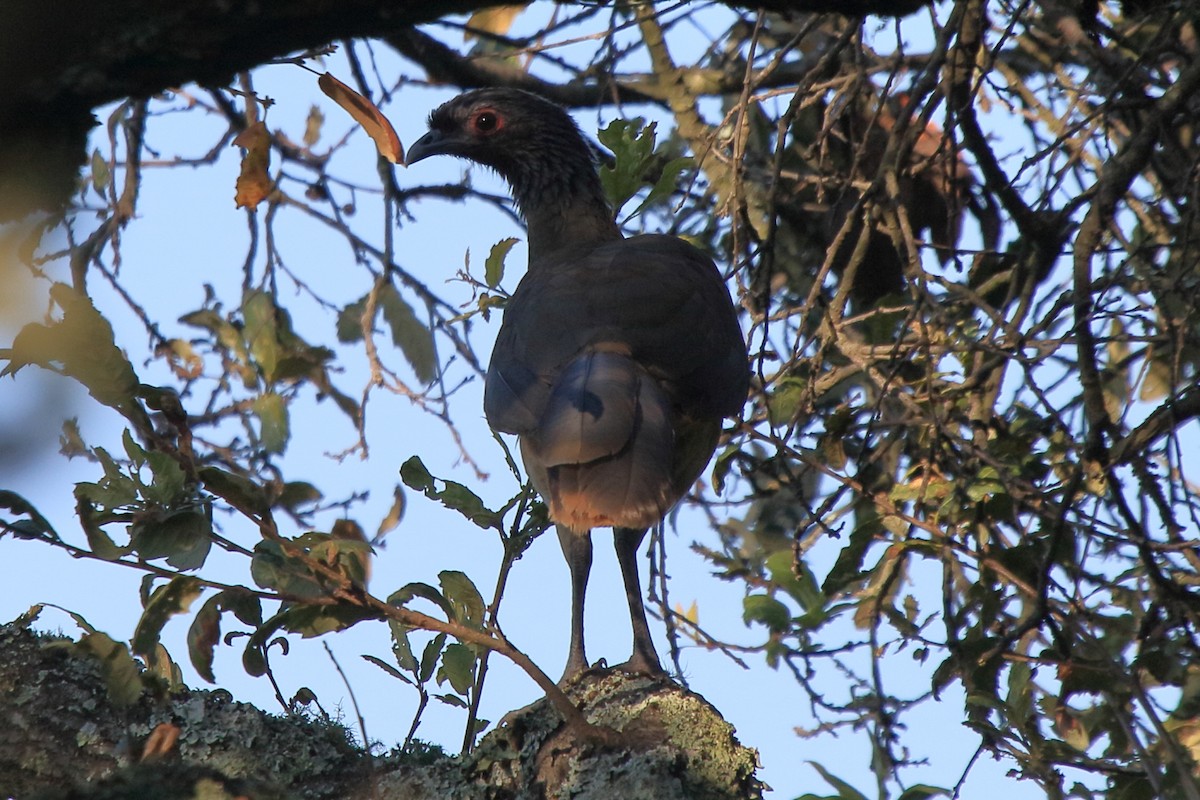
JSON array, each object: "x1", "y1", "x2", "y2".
[{"x1": 3, "y1": 2, "x2": 1200, "y2": 798}]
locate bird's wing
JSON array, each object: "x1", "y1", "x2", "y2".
[{"x1": 484, "y1": 234, "x2": 747, "y2": 436}]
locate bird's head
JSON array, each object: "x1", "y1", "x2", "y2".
[
  {"x1": 407, "y1": 88, "x2": 619, "y2": 252},
  {"x1": 407, "y1": 89, "x2": 606, "y2": 208}
]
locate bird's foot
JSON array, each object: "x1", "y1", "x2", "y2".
[
  {"x1": 611, "y1": 651, "x2": 668, "y2": 680},
  {"x1": 558, "y1": 657, "x2": 600, "y2": 687}
]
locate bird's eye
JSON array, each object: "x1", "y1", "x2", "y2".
[{"x1": 473, "y1": 110, "x2": 501, "y2": 134}]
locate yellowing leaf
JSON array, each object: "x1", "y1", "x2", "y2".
[
  {"x1": 375, "y1": 486, "x2": 406, "y2": 543},
  {"x1": 233, "y1": 122, "x2": 272, "y2": 210},
  {"x1": 465, "y1": 5, "x2": 526, "y2": 40},
  {"x1": 303, "y1": 104, "x2": 325, "y2": 147},
  {"x1": 674, "y1": 600, "x2": 699, "y2": 625},
  {"x1": 161, "y1": 338, "x2": 203, "y2": 380},
  {"x1": 318, "y1": 72, "x2": 404, "y2": 164}
]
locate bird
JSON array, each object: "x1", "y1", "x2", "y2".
[{"x1": 406, "y1": 88, "x2": 748, "y2": 682}]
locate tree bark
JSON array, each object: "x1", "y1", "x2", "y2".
[{"x1": 1, "y1": 623, "x2": 762, "y2": 799}]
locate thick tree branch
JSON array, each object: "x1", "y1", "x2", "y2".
[{"x1": 0, "y1": 0, "x2": 930, "y2": 219}]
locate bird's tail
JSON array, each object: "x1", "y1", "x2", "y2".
[{"x1": 521, "y1": 349, "x2": 676, "y2": 533}]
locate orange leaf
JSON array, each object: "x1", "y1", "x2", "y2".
[
  {"x1": 232, "y1": 122, "x2": 272, "y2": 210},
  {"x1": 318, "y1": 72, "x2": 404, "y2": 164}
]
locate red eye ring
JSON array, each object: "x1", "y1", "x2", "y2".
[{"x1": 473, "y1": 109, "x2": 502, "y2": 135}]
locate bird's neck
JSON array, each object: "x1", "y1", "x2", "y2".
[{"x1": 509, "y1": 168, "x2": 622, "y2": 260}]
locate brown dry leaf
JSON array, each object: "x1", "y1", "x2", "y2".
[
  {"x1": 318, "y1": 72, "x2": 404, "y2": 164},
  {"x1": 464, "y1": 5, "x2": 526, "y2": 41},
  {"x1": 303, "y1": 104, "x2": 325, "y2": 147},
  {"x1": 141, "y1": 722, "x2": 181, "y2": 761},
  {"x1": 233, "y1": 122, "x2": 272, "y2": 210}
]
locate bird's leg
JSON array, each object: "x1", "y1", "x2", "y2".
[
  {"x1": 556, "y1": 523, "x2": 593, "y2": 683},
  {"x1": 613, "y1": 526, "x2": 666, "y2": 677}
]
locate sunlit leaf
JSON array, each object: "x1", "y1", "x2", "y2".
[
  {"x1": 233, "y1": 121, "x2": 273, "y2": 210},
  {"x1": 484, "y1": 237, "x2": 519, "y2": 289},
  {"x1": 439, "y1": 570, "x2": 485, "y2": 628},
  {"x1": 133, "y1": 576, "x2": 202, "y2": 660},
  {"x1": 375, "y1": 485, "x2": 405, "y2": 543},
  {"x1": 75, "y1": 632, "x2": 143, "y2": 706},
  {"x1": 318, "y1": 72, "x2": 404, "y2": 164},
  {"x1": 253, "y1": 391, "x2": 290, "y2": 454},
  {"x1": 742, "y1": 594, "x2": 791, "y2": 633},
  {"x1": 242, "y1": 290, "x2": 279, "y2": 384},
  {"x1": 464, "y1": 5, "x2": 526, "y2": 40},
  {"x1": 2, "y1": 283, "x2": 139, "y2": 409},
  {"x1": 90, "y1": 149, "x2": 111, "y2": 196}
]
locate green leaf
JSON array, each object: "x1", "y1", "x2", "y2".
[
  {"x1": 379, "y1": 284, "x2": 436, "y2": 384},
  {"x1": 710, "y1": 443, "x2": 739, "y2": 495},
  {"x1": 275, "y1": 604, "x2": 377, "y2": 638},
  {"x1": 188, "y1": 592, "x2": 223, "y2": 683},
  {"x1": 222, "y1": 588, "x2": 263, "y2": 626},
  {"x1": 439, "y1": 642, "x2": 476, "y2": 694},
  {"x1": 766, "y1": 550, "x2": 825, "y2": 615},
  {"x1": 199, "y1": 466, "x2": 270, "y2": 517},
  {"x1": 389, "y1": 619, "x2": 419, "y2": 673},
  {"x1": 484, "y1": 237, "x2": 519, "y2": 289},
  {"x1": 122, "y1": 428, "x2": 147, "y2": 470},
  {"x1": 253, "y1": 392, "x2": 290, "y2": 454},
  {"x1": 742, "y1": 593, "x2": 791, "y2": 633},
  {"x1": 399, "y1": 455, "x2": 500, "y2": 529},
  {"x1": 132, "y1": 576, "x2": 202, "y2": 659},
  {"x1": 806, "y1": 762, "x2": 868, "y2": 800},
  {"x1": 896, "y1": 785, "x2": 949, "y2": 800},
  {"x1": 821, "y1": 521, "x2": 876, "y2": 595},
  {"x1": 389, "y1": 581, "x2": 455, "y2": 620},
  {"x1": 439, "y1": 570, "x2": 485, "y2": 629},
  {"x1": 2, "y1": 283, "x2": 139, "y2": 408},
  {"x1": 420, "y1": 633, "x2": 447, "y2": 683},
  {"x1": 75, "y1": 493, "x2": 130, "y2": 560},
  {"x1": 242, "y1": 290, "x2": 279, "y2": 383},
  {"x1": 76, "y1": 631, "x2": 143, "y2": 706},
  {"x1": 629, "y1": 154, "x2": 690, "y2": 219},
  {"x1": 765, "y1": 376, "x2": 806, "y2": 426},
  {"x1": 250, "y1": 539, "x2": 323, "y2": 599},
  {"x1": 336, "y1": 294, "x2": 369, "y2": 343},
  {"x1": 90, "y1": 148, "x2": 111, "y2": 195},
  {"x1": 131, "y1": 507, "x2": 213, "y2": 570},
  {"x1": 362, "y1": 653, "x2": 414, "y2": 685},
  {"x1": 142, "y1": 450, "x2": 187, "y2": 506},
  {"x1": 598, "y1": 117, "x2": 656, "y2": 215},
  {"x1": 277, "y1": 481, "x2": 323, "y2": 511},
  {"x1": 0, "y1": 490, "x2": 59, "y2": 541},
  {"x1": 242, "y1": 636, "x2": 270, "y2": 677}
]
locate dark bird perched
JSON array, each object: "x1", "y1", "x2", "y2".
[{"x1": 407, "y1": 88, "x2": 748, "y2": 681}]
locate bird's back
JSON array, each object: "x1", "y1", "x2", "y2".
[{"x1": 485, "y1": 234, "x2": 747, "y2": 531}]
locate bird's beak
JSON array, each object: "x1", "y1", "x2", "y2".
[{"x1": 405, "y1": 130, "x2": 448, "y2": 166}]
